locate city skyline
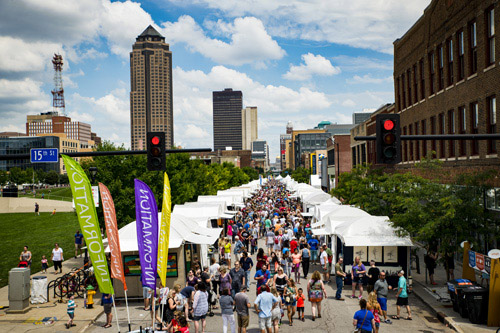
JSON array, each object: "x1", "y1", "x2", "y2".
[{"x1": 0, "y1": 0, "x2": 431, "y2": 158}]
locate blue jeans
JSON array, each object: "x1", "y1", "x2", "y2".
[
  {"x1": 336, "y1": 276, "x2": 343, "y2": 299},
  {"x1": 244, "y1": 270, "x2": 251, "y2": 290},
  {"x1": 311, "y1": 250, "x2": 318, "y2": 263}
]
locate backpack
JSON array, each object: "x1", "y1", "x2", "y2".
[{"x1": 274, "y1": 236, "x2": 279, "y2": 245}]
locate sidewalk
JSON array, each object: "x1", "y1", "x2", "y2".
[
  {"x1": 411, "y1": 247, "x2": 496, "y2": 333},
  {"x1": 0, "y1": 256, "x2": 103, "y2": 332}
]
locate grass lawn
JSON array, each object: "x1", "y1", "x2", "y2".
[
  {"x1": 19, "y1": 187, "x2": 73, "y2": 202},
  {"x1": 0, "y1": 212, "x2": 80, "y2": 288}
]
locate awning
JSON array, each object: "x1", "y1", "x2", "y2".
[{"x1": 312, "y1": 228, "x2": 330, "y2": 236}]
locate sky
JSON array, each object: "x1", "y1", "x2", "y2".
[{"x1": 0, "y1": 0, "x2": 432, "y2": 161}]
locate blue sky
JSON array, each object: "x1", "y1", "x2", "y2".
[{"x1": 0, "y1": 0, "x2": 431, "y2": 160}]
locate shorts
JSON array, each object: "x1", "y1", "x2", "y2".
[
  {"x1": 428, "y1": 267, "x2": 435, "y2": 275},
  {"x1": 67, "y1": 312, "x2": 74, "y2": 319},
  {"x1": 225, "y1": 253, "x2": 231, "y2": 259},
  {"x1": 375, "y1": 322, "x2": 380, "y2": 328},
  {"x1": 177, "y1": 294, "x2": 187, "y2": 310},
  {"x1": 53, "y1": 260, "x2": 62, "y2": 270},
  {"x1": 377, "y1": 297, "x2": 388, "y2": 311},
  {"x1": 75, "y1": 243, "x2": 83, "y2": 249},
  {"x1": 297, "y1": 306, "x2": 304, "y2": 313},
  {"x1": 237, "y1": 315, "x2": 249, "y2": 328},
  {"x1": 143, "y1": 286, "x2": 152, "y2": 299},
  {"x1": 193, "y1": 314, "x2": 206, "y2": 321},
  {"x1": 352, "y1": 276, "x2": 362, "y2": 283},
  {"x1": 322, "y1": 266, "x2": 328, "y2": 273},
  {"x1": 271, "y1": 307, "x2": 281, "y2": 321},
  {"x1": 396, "y1": 297, "x2": 409, "y2": 306},
  {"x1": 104, "y1": 303, "x2": 112, "y2": 314},
  {"x1": 259, "y1": 316, "x2": 272, "y2": 329}
]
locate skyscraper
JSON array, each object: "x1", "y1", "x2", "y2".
[
  {"x1": 130, "y1": 25, "x2": 173, "y2": 150},
  {"x1": 241, "y1": 106, "x2": 258, "y2": 150},
  {"x1": 213, "y1": 88, "x2": 243, "y2": 151}
]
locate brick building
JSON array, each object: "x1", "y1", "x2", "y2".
[
  {"x1": 326, "y1": 134, "x2": 352, "y2": 188},
  {"x1": 393, "y1": 0, "x2": 499, "y2": 184}
]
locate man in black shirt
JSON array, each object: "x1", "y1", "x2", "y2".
[{"x1": 367, "y1": 260, "x2": 380, "y2": 293}]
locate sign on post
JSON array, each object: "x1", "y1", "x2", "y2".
[{"x1": 30, "y1": 148, "x2": 59, "y2": 163}]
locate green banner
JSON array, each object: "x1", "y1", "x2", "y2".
[{"x1": 62, "y1": 155, "x2": 114, "y2": 294}]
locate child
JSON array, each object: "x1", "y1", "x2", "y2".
[
  {"x1": 296, "y1": 288, "x2": 306, "y2": 321},
  {"x1": 165, "y1": 310, "x2": 182, "y2": 332},
  {"x1": 41, "y1": 255, "x2": 49, "y2": 273},
  {"x1": 66, "y1": 294, "x2": 77, "y2": 329},
  {"x1": 176, "y1": 315, "x2": 190, "y2": 333}
]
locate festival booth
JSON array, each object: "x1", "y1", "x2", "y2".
[
  {"x1": 105, "y1": 213, "x2": 222, "y2": 298},
  {"x1": 331, "y1": 216, "x2": 413, "y2": 286}
]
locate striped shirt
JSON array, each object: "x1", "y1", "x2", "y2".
[
  {"x1": 192, "y1": 291, "x2": 208, "y2": 317},
  {"x1": 67, "y1": 300, "x2": 75, "y2": 314}
]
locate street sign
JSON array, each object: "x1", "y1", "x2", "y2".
[{"x1": 30, "y1": 148, "x2": 59, "y2": 163}]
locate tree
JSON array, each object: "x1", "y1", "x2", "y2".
[
  {"x1": 241, "y1": 166, "x2": 259, "y2": 180},
  {"x1": 291, "y1": 167, "x2": 310, "y2": 184},
  {"x1": 0, "y1": 170, "x2": 8, "y2": 186},
  {"x1": 280, "y1": 168, "x2": 293, "y2": 178},
  {"x1": 45, "y1": 171, "x2": 60, "y2": 185},
  {"x1": 8, "y1": 167, "x2": 26, "y2": 185},
  {"x1": 59, "y1": 173, "x2": 69, "y2": 185}
]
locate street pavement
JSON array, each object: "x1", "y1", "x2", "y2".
[{"x1": 88, "y1": 240, "x2": 453, "y2": 333}]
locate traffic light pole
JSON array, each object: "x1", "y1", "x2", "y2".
[
  {"x1": 0, "y1": 148, "x2": 212, "y2": 161},
  {"x1": 355, "y1": 134, "x2": 500, "y2": 141}
]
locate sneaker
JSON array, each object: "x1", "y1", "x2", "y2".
[
  {"x1": 358, "y1": 295, "x2": 363, "y2": 300},
  {"x1": 384, "y1": 319, "x2": 392, "y2": 324},
  {"x1": 350, "y1": 295, "x2": 356, "y2": 299}
]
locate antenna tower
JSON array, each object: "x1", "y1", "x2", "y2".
[{"x1": 51, "y1": 54, "x2": 65, "y2": 115}]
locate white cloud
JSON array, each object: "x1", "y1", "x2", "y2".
[
  {"x1": 331, "y1": 55, "x2": 393, "y2": 71},
  {"x1": 347, "y1": 74, "x2": 393, "y2": 84},
  {"x1": 172, "y1": 0, "x2": 431, "y2": 54},
  {"x1": 283, "y1": 53, "x2": 340, "y2": 81},
  {"x1": 0, "y1": 37, "x2": 61, "y2": 73},
  {"x1": 0, "y1": 124, "x2": 25, "y2": 133},
  {"x1": 161, "y1": 16, "x2": 285, "y2": 66},
  {"x1": 342, "y1": 99, "x2": 356, "y2": 107}
]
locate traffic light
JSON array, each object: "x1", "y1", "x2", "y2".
[
  {"x1": 376, "y1": 114, "x2": 401, "y2": 164},
  {"x1": 147, "y1": 132, "x2": 165, "y2": 171}
]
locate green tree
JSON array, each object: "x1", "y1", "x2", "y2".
[
  {"x1": 0, "y1": 170, "x2": 9, "y2": 186},
  {"x1": 8, "y1": 167, "x2": 26, "y2": 184},
  {"x1": 45, "y1": 171, "x2": 60, "y2": 185},
  {"x1": 59, "y1": 173, "x2": 69, "y2": 185},
  {"x1": 241, "y1": 166, "x2": 259, "y2": 180},
  {"x1": 291, "y1": 167, "x2": 310, "y2": 183}
]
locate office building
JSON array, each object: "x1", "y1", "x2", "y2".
[
  {"x1": 242, "y1": 106, "x2": 258, "y2": 150},
  {"x1": 26, "y1": 112, "x2": 91, "y2": 143},
  {"x1": 213, "y1": 88, "x2": 243, "y2": 151},
  {"x1": 130, "y1": 25, "x2": 174, "y2": 150},
  {"x1": 251, "y1": 139, "x2": 270, "y2": 170}
]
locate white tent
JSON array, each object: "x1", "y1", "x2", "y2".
[
  {"x1": 173, "y1": 202, "x2": 234, "y2": 225},
  {"x1": 303, "y1": 191, "x2": 332, "y2": 205},
  {"x1": 313, "y1": 205, "x2": 371, "y2": 230},
  {"x1": 333, "y1": 216, "x2": 413, "y2": 247}
]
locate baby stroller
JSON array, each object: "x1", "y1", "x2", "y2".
[
  {"x1": 207, "y1": 289, "x2": 217, "y2": 317},
  {"x1": 18, "y1": 261, "x2": 29, "y2": 268}
]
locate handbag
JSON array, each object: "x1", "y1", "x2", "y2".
[{"x1": 353, "y1": 310, "x2": 368, "y2": 333}]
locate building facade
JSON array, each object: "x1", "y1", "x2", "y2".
[
  {"x1": 130, "y1": 25, "x2": 174, "y2": 150},
  {"x1": 213, "y1": 88, "x2": 243, "y2": 151},
  {"x1": 393, "y1": 0, "x2": 499, "y2": 181},
  {"x1": 251, "y1": 140, "x2": 269, "y2": 170},
  {"x1": 0, "y1": 136, "x2": 61, "y2": 173},
  {"x1": 293, "y1": 131, "x2": 330, "y2": 169},
  {"x1": 26, "y1": 112, "x2": 91, "y2": 143},
  {"x1": 242, "y1": 106, "x2": 258, "y2": 150}
]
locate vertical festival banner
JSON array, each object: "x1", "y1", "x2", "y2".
[
  {"x1": 134, "y1": 179, "x2": 159, "y2": 292},
  {"x1": 158, "y1": 173, "x2": 172, "y2": 287},
  {"x1": 99, "y1": 183, "x2": 127, "y2": 290},
  {"x1": 62, "y1": 155, "x2": 114, "y2": 294}
]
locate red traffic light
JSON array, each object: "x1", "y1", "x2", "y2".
[
  {"x1": 151, "y1": 136, "x2": 160, "y2": 145},
  {"x1": 383, "y1": 119, "x2": 395, "y2": 131}
]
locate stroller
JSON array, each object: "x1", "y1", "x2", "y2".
[
  {"x1": 207, "y1": 289, "x2": 217, "y2": 317},
  {"x1": 18, "y1": 261, "x2": 29, "y2": 268}
]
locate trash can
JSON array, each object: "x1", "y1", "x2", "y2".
[
  {"x1": 31, "y1": 276, "x2": 48, "y2": 304},
  {"x1": 446, "y1": 279, "x2": 473, "y2": 313},
  {"x1": 462, "y1": 286, "x2": 488, "y2": 324}
]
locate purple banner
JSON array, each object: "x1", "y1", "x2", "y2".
[{"x1": 134, "y1": 179, "x2": 159, "y2": 292}]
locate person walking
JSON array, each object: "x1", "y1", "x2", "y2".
[
  {"x1": 34, "y1": 202, "x2": 39, "y2": 216},
  {"x1": 230, "y1": 261, "x2": 245, "y2": 299},
  {"x1": 234, "y1": 287, "x2": 251, "y2": 333},
  {"x1": 301, "y1": 245, "x2": 310, "y2": 279},
  {"x1": 283, "y1": 278, "x2": 298, "y2": 326},
  {"x1": 234, "y1": 236, "x2": 244, "y2": 262},
  {"x1": 335, "y1": 257, "x2": 346, "y2": 300},
  {"x1": 220, "y1": 288, "x2": 236, "y2": 333},
  {"x1": 307, "y1": 271, "x2": 326, "y2": 321},
  {"x1": 256, "y1": 248, "x2": 268, "y2": 272},
  {"x1": 374, "y1": 271, "x2": 392, "y2": 324},
  {"x1": 273, "y1": 266, "x2": 288, "y2": 296},
  {"x1": 424, "y1": 249, "x2": 438, "y2": 285},
  {"x1": 101, "y1": 293, "x2": 113, "y2": 328},
  {"x1": 307, "y1": 236, "x2": 319, "y2": 264},
  {"x1": 66, "y1": 294, "x2": 77, "y2": 329},
  {"x1": 296, "y1": 288, "x2": 306, "y2": 322},
  {"x1": 367, "y1": 260, "x2": 380, "y2": 293},
  {"x1": 254, "y1": 285, "x2": 280, "y2": 333},
  {"x1": 392, "y1": 270, "x2": 412, "y2": 320},
  {"x1": 351, "y1": 256, "x2": 366, "y2": 299},
  {"x1": 266, "y1": 229, "x2": 275, "y2": 256},
  {"x1": 291, "y1": 248, "x2": 302, "y2": 284},
  {"x1": 353, "y1": 298, "x2": 376, "y2": 333},
  {"x1": 270, "y1": 287, "x2": 282, "y2": 332},
  {"x1": 367, "y1": 292, "x2": 382, "y2": 333},
  {"x1": 254, "y1": 264, "x2": 271, "y2": 295},
  {"x1": 219, "y1": 267, "x2": 232, "y2": 296},
  {"x1": 192, "y1": 282, "x2": 209, "y2": 333},
  {"x1": 19, "y1": 246, "x2": 32, "y2": 267},
  {"x1": 319, "y1": 247, "x2": 329, "y2": 283},
  {"x1": 224, "y1": 238, "x2": 232, "y2": 268},
  {"x1": 51, "y1": 243, "x2": 64, "y2": 274},
  {"x1": 74, "y1": 231, "x2": 84, "y2": 258},
  {"x1": 209, "y1": 257, "x2": 221, "y2": 299},
  {"x1": 239, "y1": 251, "x2": 253, "y2": 290}
]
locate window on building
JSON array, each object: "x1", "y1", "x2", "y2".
[
  {"x1": 413, "y1": 65, "x2": 418, "y2": 103},
  {"x1": 457, "y1": 30, "x2": 465, "y2": 80},
  {"x1": 439, "y1": 113, "x2": 445, "y2": 158},
  {"x1": 448, "y1": 109, "x2": 455, "y2": 157},
  {"x1": 487, "y1": 96, "x2": 497, "y2": 154},
  {"x1": 447, "y1": 39, "x2": 454, "y2": 86},
  {"x1": 438, "y1": 45, "x2": 444, "y2": 90},
  {"x1": 403, "y1": 127, "x2": 408, "y2": 161},
  {"x1": 409, "y1": 124, "x2": 414, "y2": 161},
  {"x1": 429, "y1": 52, "x2": 435, "y2": 94},
  {"x1": 402, "y1": 73, "x2": 406, "y2": 109},
  {"x1": 396, "y1": 77, "x2": 401, "y2": 111},
  {"x1": 470, "y1": 21, "x2": 478, "y2": 74},
  {"x1": 361, "y1": 144, "x2": 366, "y2": 164},
  {"x1": 421, "y1": 119, "x2": 427, "y2": 158},
  {"x1": 352, "y1": 147, "x2": 356, "y2": 167},
  {"x1": 407, "y1": 69, "x2": 412, "y2": 106},
  {"x1": 470, "y1": 102, "x2": 479, "y2": 155},
  {"x1": 459, "y1": 106, "x2": 467, "y2": 156},
  {"x1": 486, "y1": 8, "x2": 495, "y2": 66},
  {"x1": 415, "y1": 122, "x2": 420, "y2": 160},
  {"x1": 420, "y1": 59, "x2": 425, "y2": 100},
  {"x1": 430, "y1": 116, "x2": 436, "y2": 154}
]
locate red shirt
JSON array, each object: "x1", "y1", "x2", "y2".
[
  {"x1": 296, "y1": 293, "x2": 305, "y2": 307},
  {"x1": 290, "y1": 240, "x2": 298, "y2": 253}
]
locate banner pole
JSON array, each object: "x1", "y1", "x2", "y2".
[
  {"x1": 112, "y1": 297, "x2": 121, "y2": 333},
  {"x1": 152, "y1": 296, "x2": 156, "y2": 330},
  {"x1": 124, "y1": 290, "x2": 131, "y2": 332}
]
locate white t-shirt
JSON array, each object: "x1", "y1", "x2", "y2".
[
  {"x1": 320, "y1": 251, "x2": 328, "y2": 265},
  {"x1": 52, "y1": 248, "x2": 63, "y2": 261}
]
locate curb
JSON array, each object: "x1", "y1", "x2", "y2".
[
  {"x1": 412, "y1": 280, "x2": 464, "y2": 333},
  {"x1": 79, "y1": 308, "x2": 104, "y2": 333}
]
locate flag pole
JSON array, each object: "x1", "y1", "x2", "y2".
[
  {"x1": 112, "y1": 296, "x2": 121, "y2": 333},
  {"x1": 151, "y1": 296, "x2": 157, "y2": 330},
  {"x1": 124, "y1": 289, "x2": 131, "y2": 332}
]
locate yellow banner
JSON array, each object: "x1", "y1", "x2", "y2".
[{"x1": 158, "y1": 172, "x2": 171, "y2": 287}]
